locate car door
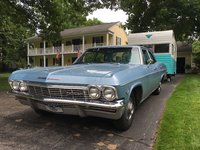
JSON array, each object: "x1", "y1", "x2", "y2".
[
  {"x1": 146, "y1": 49, "x2": 160, "y2": 90},
  {"x1": 148, "y1": 50, "x2": 161, "y2": 88},
  {"x1": 141, "y1": 48, "x2": 157, "y2": 96}
]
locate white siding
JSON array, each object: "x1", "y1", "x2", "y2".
[
  {"x1": 128, "y1": 30, "x2": 177, "y2": 59},
  {"x1": 128, "y1": 30, "x2": 175, "y2": 45}
]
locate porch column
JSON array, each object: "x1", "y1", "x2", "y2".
[
  {"x1": 106, "y1": 34, "x2": 109, "y2": 46},
  {"x1": 112, "y1": 34, "x2": 114, "y2": 45},
  {"x1": 62, "y1": 43, "x2": 64, "y2": 66},
  {"x1": 43, "y1": 40, "x2": 46, "y2": 67},
  {"x1": 108, "y1": 32, "x2": 114, "y2": 45},
  {"x1": 82, "y1": 35, "x2": 85, "y2": 52},
  {"x1": 27, "y1": 42, "x2": 30, "y2": 65}
]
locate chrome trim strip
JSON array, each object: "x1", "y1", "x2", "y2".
[
  {"x1": 43, "y1": 98, "x2": 124, "y2": 109},
  {"x1": 11, "y1": 91, "x2": 124, "y2": 109},
  {"x1": 26, "y1": 82, "x2": 88, "y2": 90},
  {"x1": 9, "y1": 80, "x2": 88, "y2": 90}
]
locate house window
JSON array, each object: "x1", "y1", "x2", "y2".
[
  {"x1": 46, "y1": 58, "x2": 48, "y2": 67},
  {"x1": 154, "y1": 44, "x2": 169, "y2": 53},
  {"x1": 29, "y1": 57, "x2": 34, "y2": 64},
  {"x1": 66, "y1": 41, "x2": 71, "y2": 46},
  {"x1": 40, "y1": 42, "x2": 48, "y2": 48},
  {"x1": 40, "y1": 42, "x2": 43, "y2": 48},
  {"x1": 72, "y1": 39, "x2": 82, "y2": 51},
  {"x1": 40, "y1": 58, "x2": 44, "y2": 66},
  {"x1": 53, "y1": 41, "x2": 61, "y2": 47},
  {"x1": 93, "y1": 36, "x2": 104, "y2": 46},
  {"x1": 116, "y1": 37, "x2": 121, "y2": 45}
]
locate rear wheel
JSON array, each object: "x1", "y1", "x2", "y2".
[
  {"x1": 113, "y1": 97, "x2": 135, "y2": 131},
  {"x1": 167, "y1": 75, "x2": 171, "y2": 82},
  {"x1": 153, "y1": 82, "x2": 161, "y2": 95}
]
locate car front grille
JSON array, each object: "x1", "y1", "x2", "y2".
[{"x1": 28, "y1": 85, "x2": 93, "y2": 101}]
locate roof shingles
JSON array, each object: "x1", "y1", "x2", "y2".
[{"x1": 60, "y1": 22, "x2": 119, "y2": 37}]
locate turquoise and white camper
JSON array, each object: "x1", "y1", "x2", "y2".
[{"x1": 128, "y1": 30, "x2": 177, "y2": 81}]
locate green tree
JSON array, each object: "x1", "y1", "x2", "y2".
[
  {"x1": 0, "y1": 0, "x2": 104, "y2": 69},
  {"x1": 192, "y1": 41, "x2": 200, "y2": 69},
  {"x1": 120, "y1": 0, "x2": 200, "y2": 40},
  {"x1": 1, "y1": 20, "x2": 29, "y2": 68},
  {"x1": 0, "y1": 0, "x2": 32, "y2": 69},
  {"x1": 11, "y1": 0, "x2": 90, "y2": 41},
  {"x1": 192, "y1": 41, "x2": 200, "y2": 53},
  {"x1": 84, "y1": 18, "x2": 102, "y2": 26}
]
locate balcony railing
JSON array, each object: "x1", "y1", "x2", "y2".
[
  {"x1": 28, "y1": 43, "x2": 106, "y2": 56},
  {"x1": 29, "y1": 48, "x2": 44, "y2": 55}
]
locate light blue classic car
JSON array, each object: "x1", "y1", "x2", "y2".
[{"x1": 8, "y1": 46, "x2": 166, "y2": 130}]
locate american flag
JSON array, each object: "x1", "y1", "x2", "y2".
[
  {"x1": 56, "y1": 51, "x2": 61, "y2": 60},
  {"x1": 77, "y1": 50, "x2": 80, "y2": 58}
]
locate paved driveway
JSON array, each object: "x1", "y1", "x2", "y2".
[{"x1": 0, "y1": 75, "x2": 184, "y2": 150}]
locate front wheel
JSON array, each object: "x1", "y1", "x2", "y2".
[{"x1": 113, "y1": 97, "x2": 135, "y2": 131}]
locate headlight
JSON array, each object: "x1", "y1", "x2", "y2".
[
  {"x1": 88, "y1": 86, "x2": 101, "y2": 99},
  {"x1": 102, "y1": 86, "x2": 117, "y2": 101},
  {"x1": 19, "y1": 82, "x2": 28, "y2": 92},
  {"x1": 12, "y1": 81, "x2": 20, "y2": 90}
]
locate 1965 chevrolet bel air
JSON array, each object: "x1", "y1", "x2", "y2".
[{"x1": 8, "y1": 46, "x2": 166, "y2": 130}]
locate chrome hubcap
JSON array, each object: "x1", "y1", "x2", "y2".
[{"x1": 127, "y1": 101, "x2": 134, "y2": 120}]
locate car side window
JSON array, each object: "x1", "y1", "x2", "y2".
[
  {"x1": 142, "y1": 49, "x2": 150, "y2": 64},
  {"x1": 82, "y1": 51, "x2": 95, "y2": 63},
  {"x1": 148, "y1": 50, "x2": 157, "y2": 63}
]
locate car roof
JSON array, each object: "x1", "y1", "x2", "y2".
[{"x1": 87, "y1": 45, "x2": 141, "y2": 50}]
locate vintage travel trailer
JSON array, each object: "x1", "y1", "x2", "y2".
[{"x1": 128, "y1": 30, "x2": 177, "y2": 80}]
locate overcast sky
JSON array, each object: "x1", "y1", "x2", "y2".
[{"x1": 87, "y1": 8, "x2": 128, "y2": 24}]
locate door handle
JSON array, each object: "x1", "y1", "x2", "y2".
[{"x1": 154, "y1": 67, "x2": 158, "y2": 71}]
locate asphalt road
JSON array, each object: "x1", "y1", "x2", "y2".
[{"x1": 0, "y1": 75, "x2": 184, "y2": 150}]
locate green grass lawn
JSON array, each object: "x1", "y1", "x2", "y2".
[
  {"x1": 154, "y1": 75, "x2": 200, "y2": 150},
  {"x1": 0, "y1": 72, "x2": 10, "y2": 91}
]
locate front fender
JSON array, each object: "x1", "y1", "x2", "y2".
[{"x1": 120, "y1": 81, "x2": 143, "y2": 105}]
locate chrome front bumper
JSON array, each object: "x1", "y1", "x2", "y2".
[{"x1": 12, "y1": 92, "x2": 125, "y2": 120}]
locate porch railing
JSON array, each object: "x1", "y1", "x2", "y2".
[{"x1": 28, "y1": 43, "x2": 106, "y2": 56}]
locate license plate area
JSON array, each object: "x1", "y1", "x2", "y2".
[{"x1": 45, "y1": 103, "x2": 63, "y2": 113}]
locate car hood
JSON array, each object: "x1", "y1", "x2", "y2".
[
  {"x1": 50, "y1": 64, "x2": 130, "y2": 77},
  {"x1": 9, "y1": 64, "x2": 140, "y2": 85}
]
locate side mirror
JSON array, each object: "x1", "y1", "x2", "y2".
[{"x1": 147, "y1": 59, "x2": 154, "y2": 64}]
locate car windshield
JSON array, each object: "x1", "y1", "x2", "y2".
[{"x1": 74, "y1": 47, "x2": 141, "y2": 64}]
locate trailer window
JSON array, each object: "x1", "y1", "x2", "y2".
[{"x1": 154, "y1": 44, "x2": 169, "y2": 53}]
